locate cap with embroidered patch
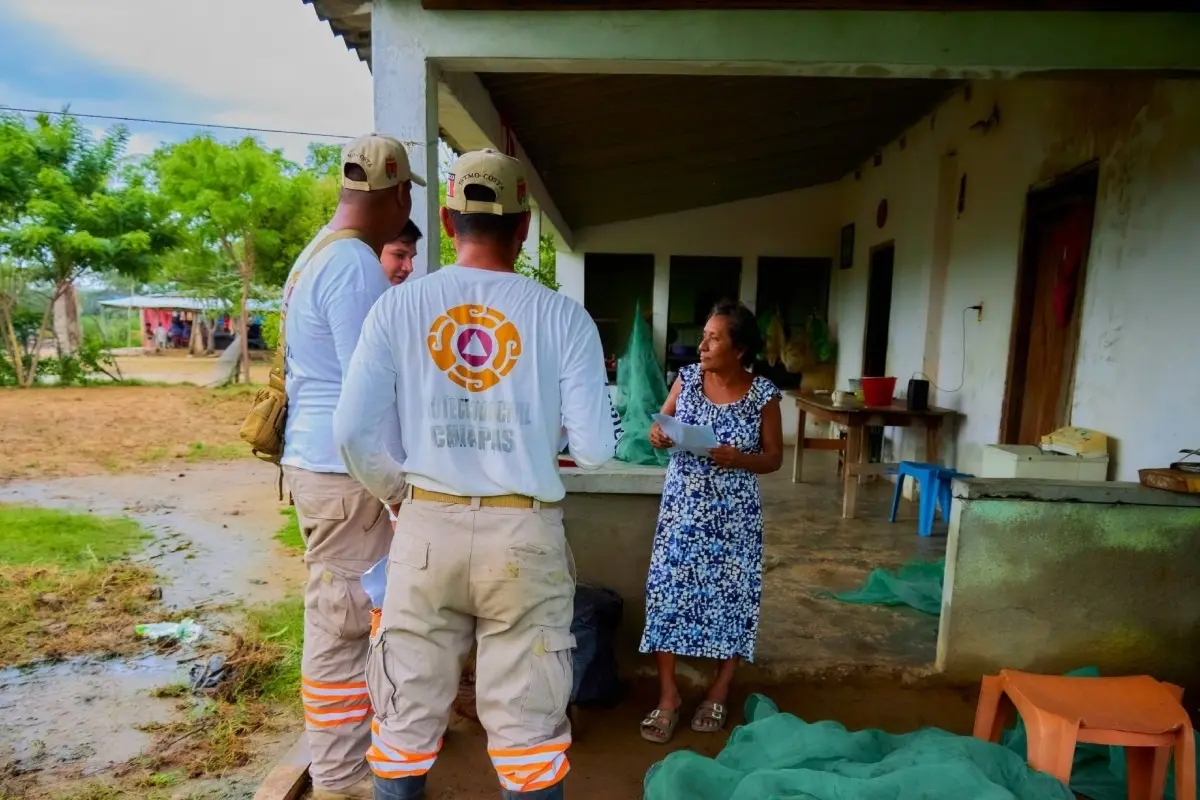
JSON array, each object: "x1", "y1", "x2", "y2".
[
  {"x1": 341, "y1": 133, "x2": 426, "y2": 191},
  {"x1": 445, "y1": 149, "x2": 529, "y2": 215}
]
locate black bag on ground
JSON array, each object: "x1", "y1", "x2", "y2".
[{"x1": 569, "y1": 584, "x2": 625, "y2": 709}]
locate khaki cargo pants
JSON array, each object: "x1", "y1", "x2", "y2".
[
  {"x1": 367, "y1": 495, "x2": 576, "y2": 794},
  {"x1": 284, "y1": 467, "x2": 393, "y2": 791}
]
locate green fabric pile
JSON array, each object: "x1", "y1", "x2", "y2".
[
  {"x1": 644, "y1": 694, "x2": 1074, "y2": 799},
  {"x1": 818, "y1": 558, "x2": 945, "y2": 616},
  {"x1": 613, "y1": 300, "x2": 670, "y2": 467}
]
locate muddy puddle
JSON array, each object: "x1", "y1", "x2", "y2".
[
  {"x1": 0, "y1": 461, "x2": 305, "y2": 791},
  {"x1": 0, "y1": 654, "x2": 184, "y2": 777},
  {"x1": 0, "y1": 461, "x2": 304, "y2": 611}
]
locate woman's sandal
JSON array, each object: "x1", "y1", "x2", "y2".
[
  {"x1": 691, "y1": 700, "x2": 728, "y2": 733},
  {"x1": 640, "y1": 708, "x2": 680, "y2": 744}
]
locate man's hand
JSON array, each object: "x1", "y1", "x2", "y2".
[
  {"x1": 649, "y1": 421, "x2": 674, "y2": 450},
  {"x1": 708, "y1": 444, "x2": 744, "y2": 469}
]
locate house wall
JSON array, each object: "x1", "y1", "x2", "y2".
[
  {"x1": 831, "y1": 78, "x2": 1200, "y2": 479},
  {"x1": 545, "y1": 77, "x2": 1199, "y2": 466}
]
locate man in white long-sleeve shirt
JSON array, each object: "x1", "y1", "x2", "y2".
[
  {"x1": 281, "y1": 134, "x2": 423, "y2": 800},
  {"x1": 334, "y1": 149, "x2": 620, "y2": 800}
]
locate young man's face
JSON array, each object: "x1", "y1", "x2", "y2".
[{"x1": 381, "y1": 238, "x2": 418, "y2": 285}]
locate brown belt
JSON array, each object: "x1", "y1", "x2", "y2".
[{"x1": 410, "y1": 487, "x2": 558, "y2": 509}]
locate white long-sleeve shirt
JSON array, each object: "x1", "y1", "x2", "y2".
[
  {"x1": 281, "y1": 227, "x2": 400, "y2": 474},
  {"x1": 334, "y1": 266, "x2": 621, "y2": 504}
]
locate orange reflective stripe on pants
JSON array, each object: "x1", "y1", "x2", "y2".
[
  {"x1": 302, "y1": 677, "x2": 371, "y2": 728},
  {"x1": 368, "y1": 500, "x2": 576, "y2": 794},
  {"x1": 367, "y1": 719, "x2": 440, "y2": 778},
  {"x1": 489, "y1": 742, "x2": 571, "y2": 793}
]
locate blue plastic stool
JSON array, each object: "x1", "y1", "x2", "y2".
[
  {"x1": 889, "y1": 461, "x2": 944, "y2": 537},
  {"x1": 937, "y1": 468, "x2": 974, "y2": 524}
]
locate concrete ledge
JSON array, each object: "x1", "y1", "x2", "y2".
[
  {"x1": 561, "y1": 462, "x2": 666, "y2": 495},
  {"x1": 953, "y1": 477, "x2": 1200, "y2": 508}
]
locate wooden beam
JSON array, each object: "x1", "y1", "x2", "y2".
[
  {"x1": 252, "y1": 735, "x2": 311, "y2": 800},
  {"x1": 423, "y1": 1, "x2": 1190, "y2": 11}
]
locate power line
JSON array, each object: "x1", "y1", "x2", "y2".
[{"x1": 0, "y1": 105, "x2": 428, "y2": 147}]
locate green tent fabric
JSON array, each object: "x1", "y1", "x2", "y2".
[
  {"x1": 817, "y1": 558, "x2": 945, "y2": 616},
  {"x1": 1001, "y1": 667, "x2": 1194, "y2": 800},
  {"x1": 643, "y1": 694, "x2": 1074, "y2": 800},
  {"x1": 614, "y1": 300, "x2": 670, "y2": 467}
]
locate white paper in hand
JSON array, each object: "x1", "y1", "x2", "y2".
[{"x1": 653, "y1": 414, "x2": 719, "y2": 457}]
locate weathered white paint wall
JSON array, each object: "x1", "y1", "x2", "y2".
[{"x1": 831, "y1": 78, "x2": 1200, "y2": 480}]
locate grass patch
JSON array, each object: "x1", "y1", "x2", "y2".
[
  {"x1": 181, "y1": 441, "x2": 245, "y2": 462},
  {"x1": 0, "y1": 505, "x2": 151, "y2": 568},
  {"x1": 135, "y1": 597, "x2": 304, "y2": 778},
  {"x1": 139, "y1": 440, "x2": 247, "y2": 463},
  {"x1": 207, "y1": 383, "x2": 261, "y2": 399},
  {"x1": 274, "y1": 508, "x2": 304, "y2": 553},
  {"x1": 0, "y1": 505, "x2": 161, "y2": 666},
  {"x1": 239, "y1": 596, "x2": 304, "y2": 704}
]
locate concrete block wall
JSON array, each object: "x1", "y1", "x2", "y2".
[{"x1": 938, "y1": 478, "x2": 1200, "y2": 687}]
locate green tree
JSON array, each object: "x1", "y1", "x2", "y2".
[
  {"x1": 306, "y1": 142, "x2": 343, "y2": 180},
  {"x1": 152, "y1": 136, "x2": 324, "y2": 382},
  {"x1": 437, "y1": 181, "x2": 559, "y2": 290},
  {"x1": 0, "y1": 112, "x2": 175, "y2": 385}
]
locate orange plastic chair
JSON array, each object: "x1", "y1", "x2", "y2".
[{"x1": 973, "y1": 669, "x2": 1196, "y2": 800}]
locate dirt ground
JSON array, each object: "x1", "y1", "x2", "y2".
[
  {"x1": 0, "y1": 383, "x2": 259, "y2": 481},
  {"x1": 113, "y1": 350, "x2": 271, "y2": 387}
]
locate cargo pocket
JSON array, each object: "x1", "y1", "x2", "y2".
[
  {"x1": 365, "y1": 635, "x2": 399, "y2": 724},
  {"x1": 294, "y1": 493, "x2": 346, "y2": 551},
  {"x1": 313, "y1": 565, "x2": 372, "y2": 641},
  {"x1": 519, "y1": 628, "x2": 576, "y2": 736},
  {"x1": 295, "y1": 493, "x2": 346, "y2": 522},
  {"x1": 390, "y1": 535, "x2": 429, "y2": 571}
]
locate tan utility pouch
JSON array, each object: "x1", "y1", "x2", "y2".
[
  {"x1": 240, "y1": 359, "x2": 289, "y2": 464},
  {"x1": 239, "y1": 229, "x2": 365, "y2": 482}
]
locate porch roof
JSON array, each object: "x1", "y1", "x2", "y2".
[{"x1": 477, "y1": 73, "x2": 954, "y2": 228}]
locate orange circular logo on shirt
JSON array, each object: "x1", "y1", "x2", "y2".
[{"x1": 427, "y1": 305, "x2": 522, "y2": 392}]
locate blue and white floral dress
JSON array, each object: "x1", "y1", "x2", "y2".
[{"x1": 639, "y1": 364, "x2": 781, "y2": 662}]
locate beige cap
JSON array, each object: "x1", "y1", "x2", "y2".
[
  {"x1": 445, "y1": 149, "x2": 529, "y2": 215},
  {"x1": 341, "y1": 133, "x2": 426, "y2": 191}
]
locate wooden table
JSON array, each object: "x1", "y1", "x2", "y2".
[{"x1": 789, "y1": 392, "x2": 954, "y2": 520}]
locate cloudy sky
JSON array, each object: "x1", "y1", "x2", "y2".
[{"x1": 0, "y1": 0, "x2": 374, "y2": 163}]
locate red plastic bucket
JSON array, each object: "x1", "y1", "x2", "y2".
[{"x1": 861, "y1": 376, "x2": 897, "y2": 407}]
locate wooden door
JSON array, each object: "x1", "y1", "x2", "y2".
[
  {"x1": 1001, "y1": 167, "x2": 1098, "y2": 445},
  {"x1": 862, "y1": 243, "x2": 894, "y2": 378},
  {"x1": 863, "y1": 243, "x2": 895, "y2": 462}
]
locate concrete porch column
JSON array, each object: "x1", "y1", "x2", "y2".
[
  {"x1": 651, "y1": 253, "x2": 670, "y2": 368},
  {"x1": 373, "y1": 15, "x2": 440, "y2": 277},
  {"x1": 523, "y1": 204, "x2": 542, "y2": 269},
  {"x1": 556, "y1": 249, "x2": 584, "y2": 305},
  {"x1": 739, "y1": 256, "x2": 758, "y2": 312}
]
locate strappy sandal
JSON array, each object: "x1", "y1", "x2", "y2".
[
  {"x1": 691, "y1": 700, "x2": 728, "y2": 733},
  {"x1": 640, "y1": 708, "x2": 680, "y2": 744}
]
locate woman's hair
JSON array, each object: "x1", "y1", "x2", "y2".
[{"x1": 709, "y1": 298, "x2": 762, "y2": 368}]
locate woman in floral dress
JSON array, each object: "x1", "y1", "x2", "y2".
[{"x1": 639, "y1": 300, "x2": 783, "y2": 743}]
